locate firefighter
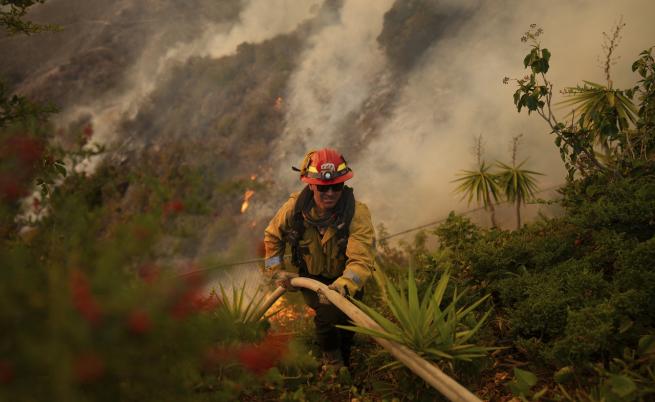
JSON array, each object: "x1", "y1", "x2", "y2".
[{"x1": 263, "y1": 148, "x2": 375, "y2": 369}]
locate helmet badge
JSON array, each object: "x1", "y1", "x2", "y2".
[{"x1": 320, "y1": 162, "x2": 335, "y2": 180}]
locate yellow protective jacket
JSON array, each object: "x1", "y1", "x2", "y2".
[{"x1": 263, "y1": 191, "x2": 375, "y2": 294}]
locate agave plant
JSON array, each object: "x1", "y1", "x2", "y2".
[
  {"x1": 339, "y1": 268, "x2": 495, "y2": 368},
  {"x1": 213, "y1": 282, "x2": 271, "y2": 324},
  {"x1": 208, "y1": 282, "x2": 278, "y2": 342}
]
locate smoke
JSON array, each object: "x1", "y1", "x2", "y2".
[
  {"x1": 274, "y1": 0, "x2": 395, "y2": 190},
  {"x1": 55, "y1": 0, "x2": 322, "y2": 172},
  {"x1": 351, "y1": 0, "x2": 655, "y2": 234},
  {"x1": 5, "y1": 0, "x2": 655, "y2": 242}
]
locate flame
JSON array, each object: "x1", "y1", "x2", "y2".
[
  {"x1": 273, "y1": 96, "x2": 283, "y2": 111},
  {"x1": 268, "y1": 296, "x2": 316, "y2": 330},
  {"x1": 250, "y1": 174, "x2": 257, "y2": 181},
  {"x1": 240, "y1": 189, "x2": 255, "y2": 214}
]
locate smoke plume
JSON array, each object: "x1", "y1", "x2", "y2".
[
  {"x1": 275, "y1": 0, "x2": 395, "y2": 190},
  {"x1": 283, "y1": 0, "x2": 655, "y2": 235}
]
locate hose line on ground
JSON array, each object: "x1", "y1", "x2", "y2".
[{"x1": 256, "y1": 277, "x2": 482, "y2": 402}]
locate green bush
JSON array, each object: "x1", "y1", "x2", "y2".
[
  {"x1": 434, "y1": 161, "x2": 655, "y2": 375},
  {"x1": 549, "y1": 303, "x2": 618, "y2": 364}
]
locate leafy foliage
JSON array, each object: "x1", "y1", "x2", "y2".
[
  {"x1": 434, "y1": 162, "x2": 655, "y2": 398},
  {"x1": 507, "y1": 25, "x2": 655, "y2": 179},
  {"x1": 0, "y1": 0, "x2": 59, "y2": 36}
]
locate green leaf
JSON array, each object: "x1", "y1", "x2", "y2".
[
  {"x1": 533, "y1": 386, "x2": 548, "y2": 399},
  {"x1": 524, "y1": 53, "x2": 533, "y2": 68},
  {"x1": 336, "y1": 324, "x2": 404, "y2": 344},
  {"x1": 514, "y1": 367, "x2": 538, "y2": 387},
  {"x1": 425, "y1": 348, "x2": 454, "y2": 360},
  {"x1": 638, "y1": 334, "x2": 655, "y2": 356},
  {"x1": 351, "y1": 299, "x2": 402, "y2": 335},
  {"x1": 407, "y1": 268, "x2": 420, "y2": 326},
  {"x1": 542, "y1": 48, "x2": 551, "y2": 63},
  {"x1": 55, "y1": 163, "x2": 67, "y2": 177},
  {"x1": 608, "y1": 374, "x2": 636, "y2": 397}
]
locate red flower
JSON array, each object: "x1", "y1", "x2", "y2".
[
  {"x1": 70, "y1": 270, "x2": 102, "y2": 326},
  {"x1": 181, "y1": 264, "x2": 205, "y2": 287},
  {"x1": 168, "y1": 263, "x2": 214, "y2": 319},
  {"x1": 237, "y1": 333, "x2": 291, "y2": 375},
  {"x1": 72, "y1": 353, "x2": 105, "y2": 383},
  {"x1": 0, "y1": 360, "x2": 14, "y2": 384},
  {"x1": 170, "y1": 288, "x2": 201, "y2": 320},
  {"x1": 138, "y1": 263, "x2": 160, "y2": 284},
  {"x1": 83, "y1": 125, "x2": 94, "y2": 140},
  {"x1": 4, "y1": 136, "x2": 44, "y2": 166},
  {"x1": 127, "y1": 309, "x2": 153, "y2": 335},
  {"x1": 163, "y1": 200, "x2": 184, "y2": 217},
  {"x1": 194, "y1": 293, "x2": 221, "y2": 312},
  {"x1": 170, "y1": 289, "x2": 221, "y2": 320},
  {"x1": 0, "y1": 174, "x2": 25, "y2": 202},
  {"x1": 203, "y1": 345, "x2": 237, "y2": 370},
  {"x1": 132, "y1": 225, "x2": 153, "y2": 241}
]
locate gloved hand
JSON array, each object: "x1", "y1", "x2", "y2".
[
  {"x1": 327, "y1": 282, "x2": 350, "y2": 298},
  {"x1": 318, "y1": 280, "x2": 351, "y2": 305},
  {"x1": 329, "y1": 277, "x2": 357, "y2": 298},
  {"x1": 271, "y1": 270, "x2": 298, "y2": 291}
]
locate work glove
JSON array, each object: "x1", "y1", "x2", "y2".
[
  {"x1": 329, "y1": 277, "x2": 357, "y2": 297},
  {"x1": 271, "y1": 270, "x2": 298, "y2": 292},
  {"x1": 319, "y1": 277, "x2": 356, "y2": 305}
]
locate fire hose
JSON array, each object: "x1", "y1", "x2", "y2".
[{"x1": 255, "y1": 277, "x2": 482, "y2": 402}]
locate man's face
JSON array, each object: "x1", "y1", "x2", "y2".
[{"x1": 310, "y1": 182, "x2": 344, "y2": 212}]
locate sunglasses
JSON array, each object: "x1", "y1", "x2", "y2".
[{"x1": 316, "y1": 182, "x2": 345, "y2": 193}]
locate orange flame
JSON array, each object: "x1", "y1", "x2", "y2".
[
  {"x1": 273, "y1": 96, "x2": 283, "y2": 111},
  {"x1": 240, "y1": 190, "x2": 255, "y2": 214}
]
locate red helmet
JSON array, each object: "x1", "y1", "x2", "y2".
[{"x1": 297, "y1": 148, "x2": 354, "y2": 185}]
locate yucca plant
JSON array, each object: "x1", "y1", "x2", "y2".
[
  {"x1": 212, "y1": 282, "x2": 274, "y2": 341},
  {"x1": 559, "y1": 81, "x2": 638, "y2": 154},
  {"x1": 453, "y1": 161, "x2": 501, "y2": 228},
  {"x1": 214, "y1": 282, "x2": 272, "y2": 323},
  {"x1": 496, "y1": 135, "x2": 543, "y2": 230},
  {"x1": 558, "y1": 20, "x2": 639, "y2": 159},
  {"x1": 339, "y1": 268, "x2": 495, "y2": 369}
]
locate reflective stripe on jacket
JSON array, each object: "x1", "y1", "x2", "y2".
[{"x1": 264, "y1": 192, "x2": 375, "y2": 293}]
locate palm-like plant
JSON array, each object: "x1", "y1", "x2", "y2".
[
  {"x1": 558, "y1": 21, "x2": 639, "y2": 158},
  {"x1": 496, "y1": 160, "x2": 542, "y2": 229},
  {"x1": 559, "y1": 81, "x2": 638, "y2": 155},
  {"x1": 453, "y1": 161, "x2": 500, "y2": 228},
  {"x1": 338, "y1": 268, "x2": 495, "y2": 370}
]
